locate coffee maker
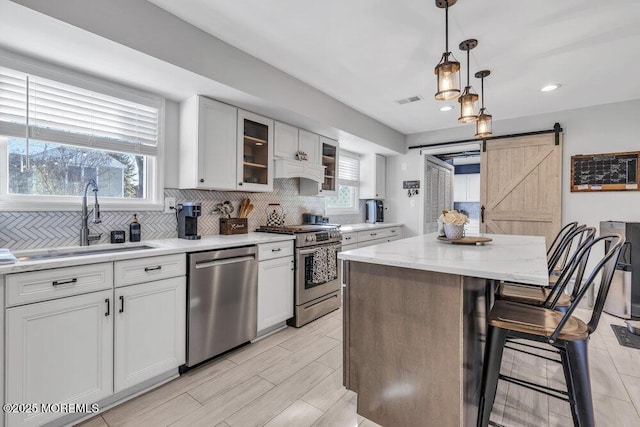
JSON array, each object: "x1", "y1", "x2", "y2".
[
  {"x1": 365, "y1": 200, "x2": 384, "y2": 223},
  {"x1": 178, "y1": 202, "x2": 202, "y2": 240}
]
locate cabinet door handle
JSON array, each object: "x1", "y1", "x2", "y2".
[
  {"x1": 52, "y1": 278, "x2": 77, "y2": 286},
  {"x1": 345, "y1": 237, "x2": 351, "y2": 240},
  {"x1": 119, "y1": 295, "x2": 125, "y2": 313},
  {"x1": 371, "y1": 233, "x2": 377, "y2": 236},
  {"x1": 391, "y1": 229, "x2": 396, "y2": 233},
  {"x1": 105, "y1": 298, "x2": 110, "y2": 317},
  {"x1": 199, "y1": 178, "x2": 204, "y2": 183},
  {"x1": 271, "y1": 248, "x2": 282, "y2": 252},
  {"x1": 238, "y1": 182, "x2": 243, "y2": 186},
  {"x1": 144, "y1": 266, "x2": 162, "y2": 272}
]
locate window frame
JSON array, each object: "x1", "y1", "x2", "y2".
[
  {"x1": 0, "y1": 49, "x2": 165, "y2": 211},
  {"x1": 325, "y1": 150, "x2": 360, "y2": 215}
]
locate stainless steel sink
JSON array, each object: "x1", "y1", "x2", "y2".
[{"x1": 16, "y1": 245, "x2": 156, "y2": 262}]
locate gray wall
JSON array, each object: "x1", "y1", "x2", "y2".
[{"x1": 388, "y1": 99, "x2": 640, "y2": 236}]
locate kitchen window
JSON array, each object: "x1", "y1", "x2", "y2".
[
  {"x1": 0, "y1": 52, "x2": 164, "y2": 210},
  {"x1": 325, "y1": 150, "x2": 360, "y2": 215}
]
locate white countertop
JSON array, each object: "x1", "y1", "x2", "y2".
[
  {"x1": 0, "y1": 232, "x2": 295, "y2": 274},
  {"x1": 338, "y1": 232, "x2": 548, "y2": 286},
  {"x1": 339, "y1": 222, "x2": 403, "y2": 232}
]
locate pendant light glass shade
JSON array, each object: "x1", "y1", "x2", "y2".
[
  {"x1": 434, "y1": 55, "x2": 460, "y2": 100},
  {"x1": 434, "y1": 0, "x2": 460, "y2": 100},
  {"x1": 474, "y1": 69, "x2": 492, "y2": 138},
  {"x1": 475, "y1": 108, "x2": 492, "y2": 137},
  {"x1": 458, "y1": 87, "x2": 479, "y2": 123}
]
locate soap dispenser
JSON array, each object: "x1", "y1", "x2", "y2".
[{"x1": 129, "y1": 214, "x2": 141, "y2": 242}]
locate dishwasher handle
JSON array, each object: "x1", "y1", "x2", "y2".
[{"x1": 195, "y1": 255, "x2": 255, "y2": 269}]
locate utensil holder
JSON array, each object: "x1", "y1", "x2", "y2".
[{"x1": 220, "y1": 218, "x2": 248, "y2": 235}]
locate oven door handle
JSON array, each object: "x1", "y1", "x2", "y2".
[{"x1": 299, "y1": 248, "x2": 318, "y2": 255}]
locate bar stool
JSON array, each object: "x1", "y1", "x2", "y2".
[
  {"x1": 496, "y1": 226, "x2": 596, "y2": 310},
  {"x1": 547, "y1": 221, "x2": 579, "y2": 273},
  {"x1": 477, "y1": 234, "x2": 624, "y2": 427}
]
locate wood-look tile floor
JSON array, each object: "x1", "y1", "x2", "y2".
[{"x1": 77, "y1": 308, "x2": 640, "y2": 427}]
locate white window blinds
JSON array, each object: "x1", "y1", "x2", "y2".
[
  {"x1": 338, "y1": 151, "x2": 360, "y2": 187},
  {"x1": 0, "y1": 67, "x2": 159, "y2": 156}
]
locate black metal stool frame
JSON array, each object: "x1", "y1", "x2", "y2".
[{"x1": 478, "y1": 234, "x2": 624, "y2": 427}]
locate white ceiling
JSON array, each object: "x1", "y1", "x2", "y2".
[{"x1": 146, "y1": 0, "x2": 640, "y2": 134}]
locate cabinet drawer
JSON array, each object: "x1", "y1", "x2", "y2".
[
  {"x1": 258, "y1": 241, "x2": 294, "y2": 261},
  {"x1": 342, "y1": 232, "x2": 357, "y2": 245},
  {"x1": 357, "y1": 228, "x2": 391, "y2": 243},
  {"x1": 387, "y1": 227, "x2": 402, "y2": 238},
  {"x1": 6, "y1": 263, "x2": 113, "y2": 307},
  {"x1": 115, "y1": 254, "x2": 186, "y2": 287}
]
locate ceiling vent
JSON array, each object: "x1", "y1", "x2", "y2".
[{"x1": 396, "y1": 95, "x2": 423, "y2": 105}]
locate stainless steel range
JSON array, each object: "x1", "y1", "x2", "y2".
[{"x1": 257, "y1": 224, "x2": 342, "y2": 327}]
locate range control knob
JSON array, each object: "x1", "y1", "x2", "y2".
[{"x1": 306, "y1": 235, "x2": 316, "y2": 242}]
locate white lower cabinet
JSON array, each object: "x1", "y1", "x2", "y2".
[
  {"x1": 257, "y1": 255, "x2": 294, "y2": 333},
  {"x1": 114, "y1": 277, "x2": 186, "y2": 393},
  {"x1": 6, "y1": 290, "x2": 113, "y2": 427}
]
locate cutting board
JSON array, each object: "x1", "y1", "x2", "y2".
[{"x1": 437, "y1": 236, "x2": 493, "y2": 245}]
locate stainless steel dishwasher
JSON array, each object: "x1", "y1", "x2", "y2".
[{"x1": 186, "y1": 245, "x2": 258, "y2": 367}]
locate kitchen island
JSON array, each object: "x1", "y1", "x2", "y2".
[{"x1": 338, "y1": 233, "x2": 548, "y2": 427}]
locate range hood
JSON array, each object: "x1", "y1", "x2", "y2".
[{"x1": 274, "y1": 159, "x2": 325, "y2": 183}]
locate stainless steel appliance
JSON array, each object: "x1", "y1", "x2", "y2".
[
  {"x1": 178, "y1": 202, "x2": 202, "y2": 240},
  {"x1": 600, "y1": 221, "x2": 638, "y2": 319},
  {"x1": 302, "y1": 213, "x2": 329, "y2": 224},
  {"x1": 185, "y1": 246, "x2": 258, "y2": 367},
  {"x1": 365, "y1": 199, "x2": 384, "y2": 223},
  {"x1": 256, "y1": 224, "x2": 342, "y2": 327}
]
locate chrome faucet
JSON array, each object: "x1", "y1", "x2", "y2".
[{"x1": 80, "y1": 179, "x2": 102, "y2": 246}]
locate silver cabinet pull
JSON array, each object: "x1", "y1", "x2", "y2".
[{"x1": 144, "y1": 266, "x2": 162, "y2": 272}]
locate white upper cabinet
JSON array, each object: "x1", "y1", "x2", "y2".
[
  {"x1": 298, "y1": 129, "x2": 321, "y2": 165},
  {"x1": 237, "y1": 109, "x2": 274, "y2": 192},
  {"x1": 359, "y1": 153, "x2": 386, "y2": 199},
  {"x1": 274, "y1": 123, "x2": 322, "y2": 165},
  {"x1": 454, "y1": 173, "x2": 480, "y2": 202},
  {"x1": 179, "y1": 96, "x2": 238, "y2": 191},
  {"x1": 273, "y1": 121, "x2": 299, "y2": 159}
]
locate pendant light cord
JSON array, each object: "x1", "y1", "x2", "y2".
[
  {"x1": 466, "y1": 49, "x2": 470, "y2": 88},
  {"x1": 445, "y1": 1, "x2": 449, "y2": 55},
  {"x1": 481, "y1": 76, "x2": 485, "y2": 108}
]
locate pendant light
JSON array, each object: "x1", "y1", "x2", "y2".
[
  {"x1": 458, "y1": 39, "x2": 479, "y2": 123},
  {"x1": 434, "y1": 0, "x2": 460, "y2": 101},
  {"x1": 475, "y1": 70, "x2": 492, "y2": 138}
]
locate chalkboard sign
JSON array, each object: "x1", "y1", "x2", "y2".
[{"x1": 571, "y1": 151, "x2": 640, "y2": 192}]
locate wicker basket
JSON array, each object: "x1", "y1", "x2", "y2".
[{"x1": 220, "y1": 218, "x2": 248, "y2": 235}]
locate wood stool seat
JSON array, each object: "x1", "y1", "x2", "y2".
[
  {"x1": 496, "y1": 282, "x2": 571, "y2": 307},
  {"x1": 489, "y1": 300, "x2": 588, "y2": 341}
]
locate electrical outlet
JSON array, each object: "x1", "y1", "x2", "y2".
[{"x1": 164, "y1": 197, "x2": 176, "y2": 213}]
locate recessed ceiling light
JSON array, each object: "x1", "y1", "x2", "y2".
[
  {"x1": 440, "y1": 105, "x2": 454, "y2": 112},
  {"x1": 541, "y1": 84, "x2": 561, "y2": 92}
]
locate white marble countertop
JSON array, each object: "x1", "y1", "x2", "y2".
[
  {"x1": 338, "y1": 232, "x2": 548, "y2": 286},
  {"x1": 339, "y1": 222, "x2": 403, "y2": 232},
  {"x1": 0, "y1": 232, "x2": 295, "y2": 274}
]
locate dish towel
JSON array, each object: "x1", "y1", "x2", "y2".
[
  {"x1": 310, "y1": 246, "x2": 339, "y2": 284},
  {"x1": 311, "y1": 247, "x2": 329, "y2": 284},
  {"x1": 0, "y1": 248, "x2": 17, "y2": 265}
]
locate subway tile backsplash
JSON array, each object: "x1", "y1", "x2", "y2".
[{"x1": 0, "y1": 179, "x2": 363, "y2": 250}]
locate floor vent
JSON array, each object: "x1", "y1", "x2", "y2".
[{"x1": 396, "y1": 95, "x2": 423, "y2": 105}]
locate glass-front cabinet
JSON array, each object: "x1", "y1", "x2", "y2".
[
  {"x1": 237, "y1": 110, "x2": 274, "y2": 192},
  {"x1": 321, "y1": 137, "x2": 338, "y2": 194}
]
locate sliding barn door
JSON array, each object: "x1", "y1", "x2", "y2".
[{"x1": 480, "y1": 133, "x2": 562, "y2": 247}]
